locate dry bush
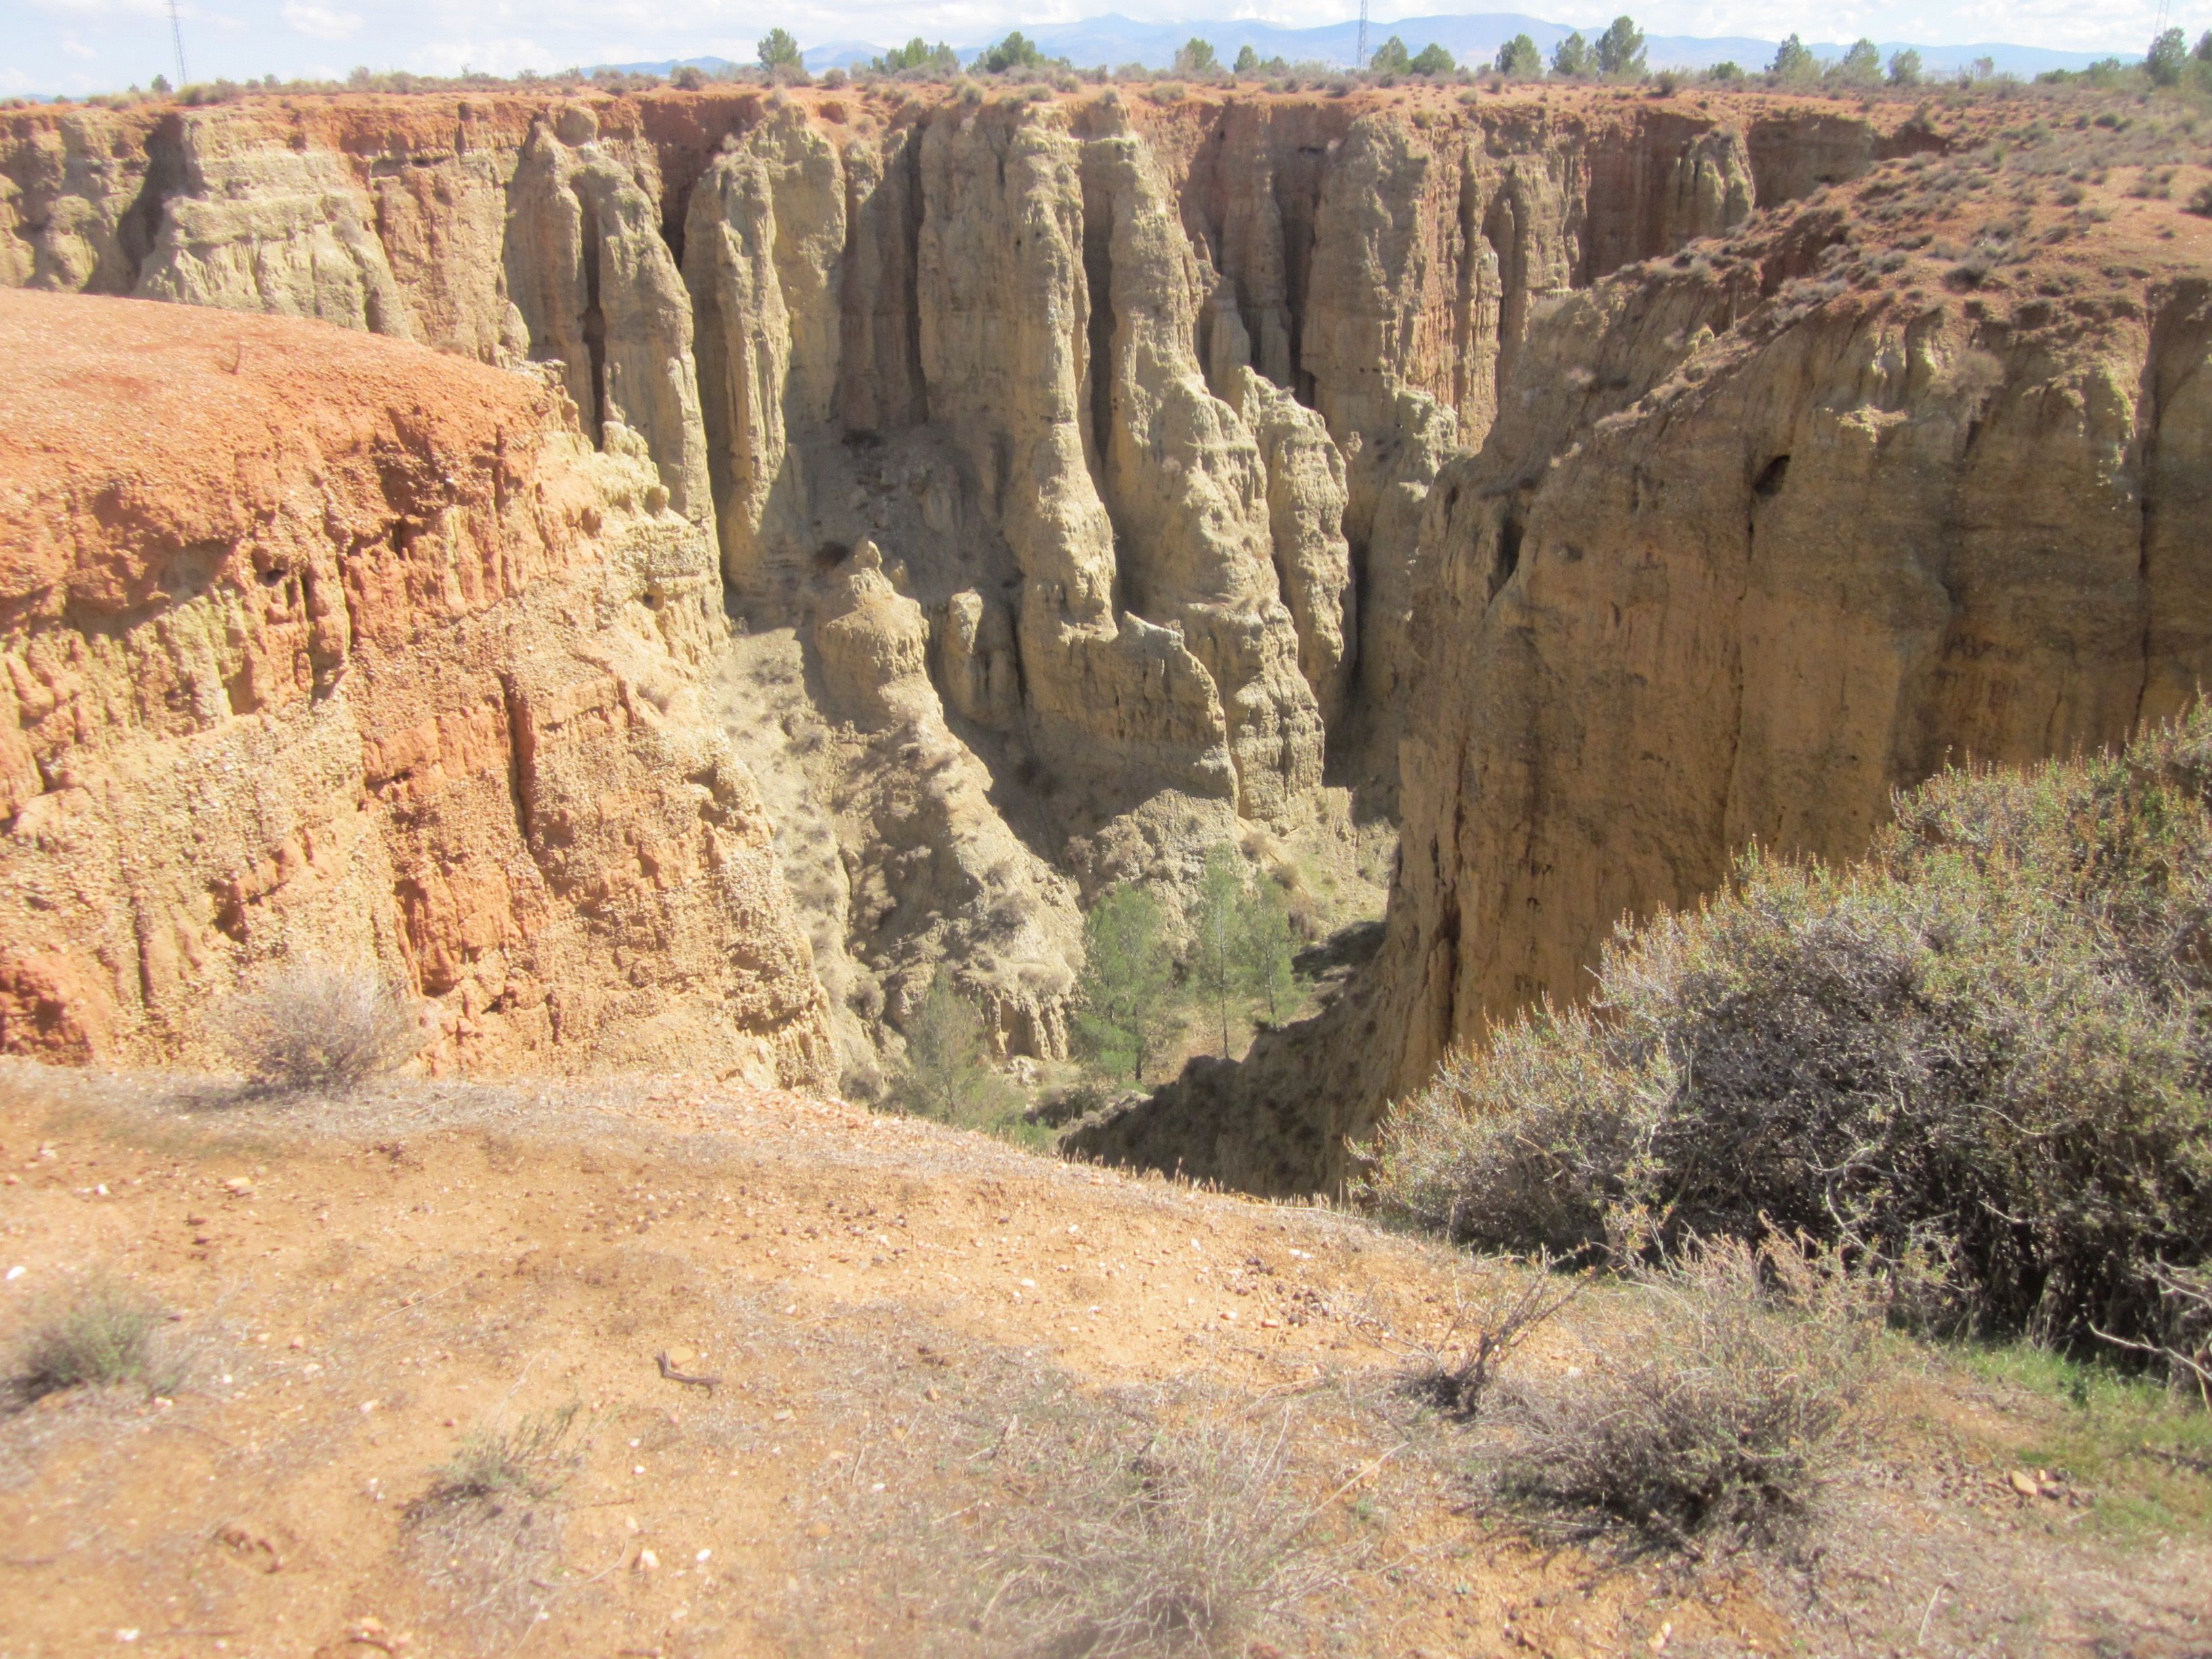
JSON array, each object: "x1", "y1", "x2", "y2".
[
  {"x1": 1404, "y1": 1258, "x2": 1584, "y2": 1418},
  {"x1": 9, "y1": 1280, "x2": 168, "y2": 1404},
  {"x1": 1004, "y1": 1414, "x2": 1331, "y2": 1656},
  {"x1": 1476, "y1": 1241, "x2": 1880, "y2": 1552},
  {"x1": 1366, "y1": 707, "x2": 2212, "y2": 1362},
  {"x1": 224, "y1": 962, "x2": 419, "y2": 1092},
  {"x1": 403, "y1": 1407, "x2": 582, "y2": 1634}
]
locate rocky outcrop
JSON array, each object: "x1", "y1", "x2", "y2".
[{"x1": 0, "y1": 289, "x2": 832, "y2": 1084}]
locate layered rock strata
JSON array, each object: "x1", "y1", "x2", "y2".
[
  {"x1": 1, "y1": 85, "x2": 1939, "y2": 1086},
  {"x1": 0, "y1": 289, "x2": 833, "y2": 1083}
]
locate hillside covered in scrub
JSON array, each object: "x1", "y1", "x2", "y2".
[{"x1": 1369, "y1": 710, "x2": 2212, "y2": 1387}]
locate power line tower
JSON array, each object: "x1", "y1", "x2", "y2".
[
  {"x1": 167, "y1": 0, "x2": 188, "y2": 85},
  {"x1": 1355, "y1": 0, "x2": 1368, "y2": 71}
]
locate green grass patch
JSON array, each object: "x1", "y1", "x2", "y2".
[{"x1": 1957, "y1": 1342, "x2": 2212, "y2": 1540}]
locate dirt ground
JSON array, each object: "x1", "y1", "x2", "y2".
[{"x1": 1, "y1": 1059, "x2": 2205, "y2": 1658}]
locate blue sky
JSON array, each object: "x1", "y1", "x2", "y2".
[{"x1": 5, "y1": 0, "x2": 2188, "y2": 98}]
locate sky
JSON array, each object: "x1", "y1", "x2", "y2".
[{"x1": 3, "y1": 0, "x2": 2190, "y2": 98}]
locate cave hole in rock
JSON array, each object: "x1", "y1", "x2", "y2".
[{"x1": 1753, "y1": 453, "x2": 1792, "y2": 499}]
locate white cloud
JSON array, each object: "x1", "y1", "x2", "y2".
[{"x1": 281, "y1": 0, "x2": 361, "y2": 37}]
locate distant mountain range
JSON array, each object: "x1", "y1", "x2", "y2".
[{"x1": 611, "y1": 12, "x2": 2113, "y2": 80}]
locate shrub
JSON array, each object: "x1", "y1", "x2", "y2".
[
  {"x1": 11, "y1": 1282, "x2": 165, "y2": 1401},
  {"x1": 224, "y1": 962, "x2": 419, "y2": 1092},
  {"x1": 406, "y1": 1408, "x2": 581, "y2": 1633},
  {"x1": 1366, "y1": 708, "x2": 2212, "y2": 1366},
  {"x1": 415, "y1": 1406, "x2": 581, "y2": 1513},
  {"x1": 1477, "y1": 1241, "x2": 1877, "y2": 1549}
]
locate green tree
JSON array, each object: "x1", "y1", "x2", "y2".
[
  {"x1": 1834, "y1": 38, "x2": 1881, "y2": 84},
  {"x1": 1238, "y1": 877, "x2": 1298, "y2": 1026},
  {"x1": 980, "y1": 30, "x2": 1050, "y2": 73},
  {"x1": 2198, "y1": 29, "x2": 2212, "y2": 62},
  {"x1": 1887, "y1": 47, "x2": 1921, "y2": 85},
  {"x1": 1074, "y1": 884, "x2": 1178, "y2": 1084},
  {"x1": 1595, "y1": 16, "x2": 1646, "y2": 79},
  {"x1": 1368, "y1": 35, "x2": 1410, "y2": 73},
  {"x1": 1495, "y1": 35, "x2": 1542, "y2": 78},
  {"x1": 1187, "y1": 846, "x2": 1247, "y2": 1056},
  {"x1": 150, "y1": 72, "x2": 172, "y2": 94},
  {"x1": 1174, "y1": 37, "x2": 1219, "y2": 74},
  {"x1": 1769, "y1": 34, "x2": 1817, "y2": 82},
  {"x1": 891, "y1": 966, "x2": 1012, "y2": 1126},
  {"x1": 1551, "y1": 31, "x2": 1595, "y2": 77},
  {"x1": 872, "y1": 37, "x2": 959, "y2": 75},
  {"x1": 2148, "y1": 26, "x2": 2188, "y2": 85},
  {"x1": 1706, "y1": 60, "x2": 1744, "y2": 81},
  {"x1": 1410, "y1": 42, "x2": 1456, "y2": 75},
  {"x1": 1234, "y1": 43, "x2": 1260, "y2": 73},
  {"x1": 757, "y1": 28, "x2": 803, "y2": 73}
]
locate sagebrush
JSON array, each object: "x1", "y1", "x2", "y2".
[
  {"x1": 224, "y1": 962, "x2": 419, "y2": 1091},
  {"x1": 1366, "y1": 708, "x2": 2212, "y2": 1368}
]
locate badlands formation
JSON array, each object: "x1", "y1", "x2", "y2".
[{"x1": 2, "y1": 80, "x2": 2209, "y2": 1176}]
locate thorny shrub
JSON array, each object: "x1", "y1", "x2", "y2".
[{"x1": 1365, "y1": 707, "x2": 2212, "y2": 1376}]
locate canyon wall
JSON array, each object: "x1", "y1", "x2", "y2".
[
  {"x1": 3, "y1": 83, "x2": 1835, "y2": 1082},
  {"x1": 0, "y1": 289, "x2": 834, "y2": 1083},
  {"x1": 1071, "y1": 159, "x2": 2212, "y2": 1191}
]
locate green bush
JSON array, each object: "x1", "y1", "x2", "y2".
[{"x1": 1366, "y1": 710, "x2": 2212, "y2": 1368}]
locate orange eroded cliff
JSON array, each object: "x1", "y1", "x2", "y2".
[{"x1": 0, "y1": 289, "x2": 832, "y2": 1083}]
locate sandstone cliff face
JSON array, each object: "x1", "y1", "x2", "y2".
[
  {"x1": 1073, "y1": 165, "x2": 2212, "y2": 1191},
  {"x1": 0, "y1": 289, "x2": 833, "y2": 1084},
  {"x1": 2, "y1": 84, "x2": 1931, "y2": 1088}
]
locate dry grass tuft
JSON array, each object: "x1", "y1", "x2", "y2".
[
  {"x1": 1004, "y1": 1412, "x2": 1332, "y2": 1657},
  {"x1": 223, "y1": 962, "x2": 419, "y2": 1093},
  {"x1": 1476, "y1": 1241, "x2": 1881, "y2": 1554},
  {"x1": 403, "y1": 1406, "x2": 583, "y2": 1637},
  {"x1": 7, "y1": 1280, "x2": 169, "y2": 1405}
]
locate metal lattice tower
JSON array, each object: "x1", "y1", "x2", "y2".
[
  {"x1": 167, "y1": 0, "x2": 188, "y2": 85},
  {"x1": 1356, "y1": 0, "x2": 1369, "y2": 71}
]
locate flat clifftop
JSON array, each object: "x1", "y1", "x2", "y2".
[
  {"x1": 0, "y1": 286, "x2": 547, "y2": 492},
  {"x1": 3, "y1": 1059, "x2": 2206, "y2": 1655}
]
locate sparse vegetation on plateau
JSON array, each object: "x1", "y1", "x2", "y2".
[
  {"x1": 1368, "y1": 709, "x2": 2212, "y2": 1380},
  {"x1": 222, "y1": 962, "x2": 419, "y2": 1093}
]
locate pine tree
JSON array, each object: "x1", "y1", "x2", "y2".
[
  {"x1": 1495, "y1": 35, "x2": 1542, "y2": 78},
  {"x1": 1595, "y1": 16, "x2": 1646, "y2": 79},
  {"x1": 1551, "y1": 32, "x2": 1595, "y2": 79},
  {"x1": 757, "y1": 28, "x2": 803, "y2": 73},
  {"x1": 1188, "y1": 846, "x2": 1246, "y2": 1056},
  {"x1": 1769, "y1": 35, "x2": 1817, "y2": 83},
  {"x1": 1238, "y1": 876, "x2": 1299, "y2": 1026},
  {"x1": 1073, "y1": 884, "x2": 1179, "y2": 1084},
  {"x1": 891, "y1": 966, "x2": 1011, "y2": 1126}
]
